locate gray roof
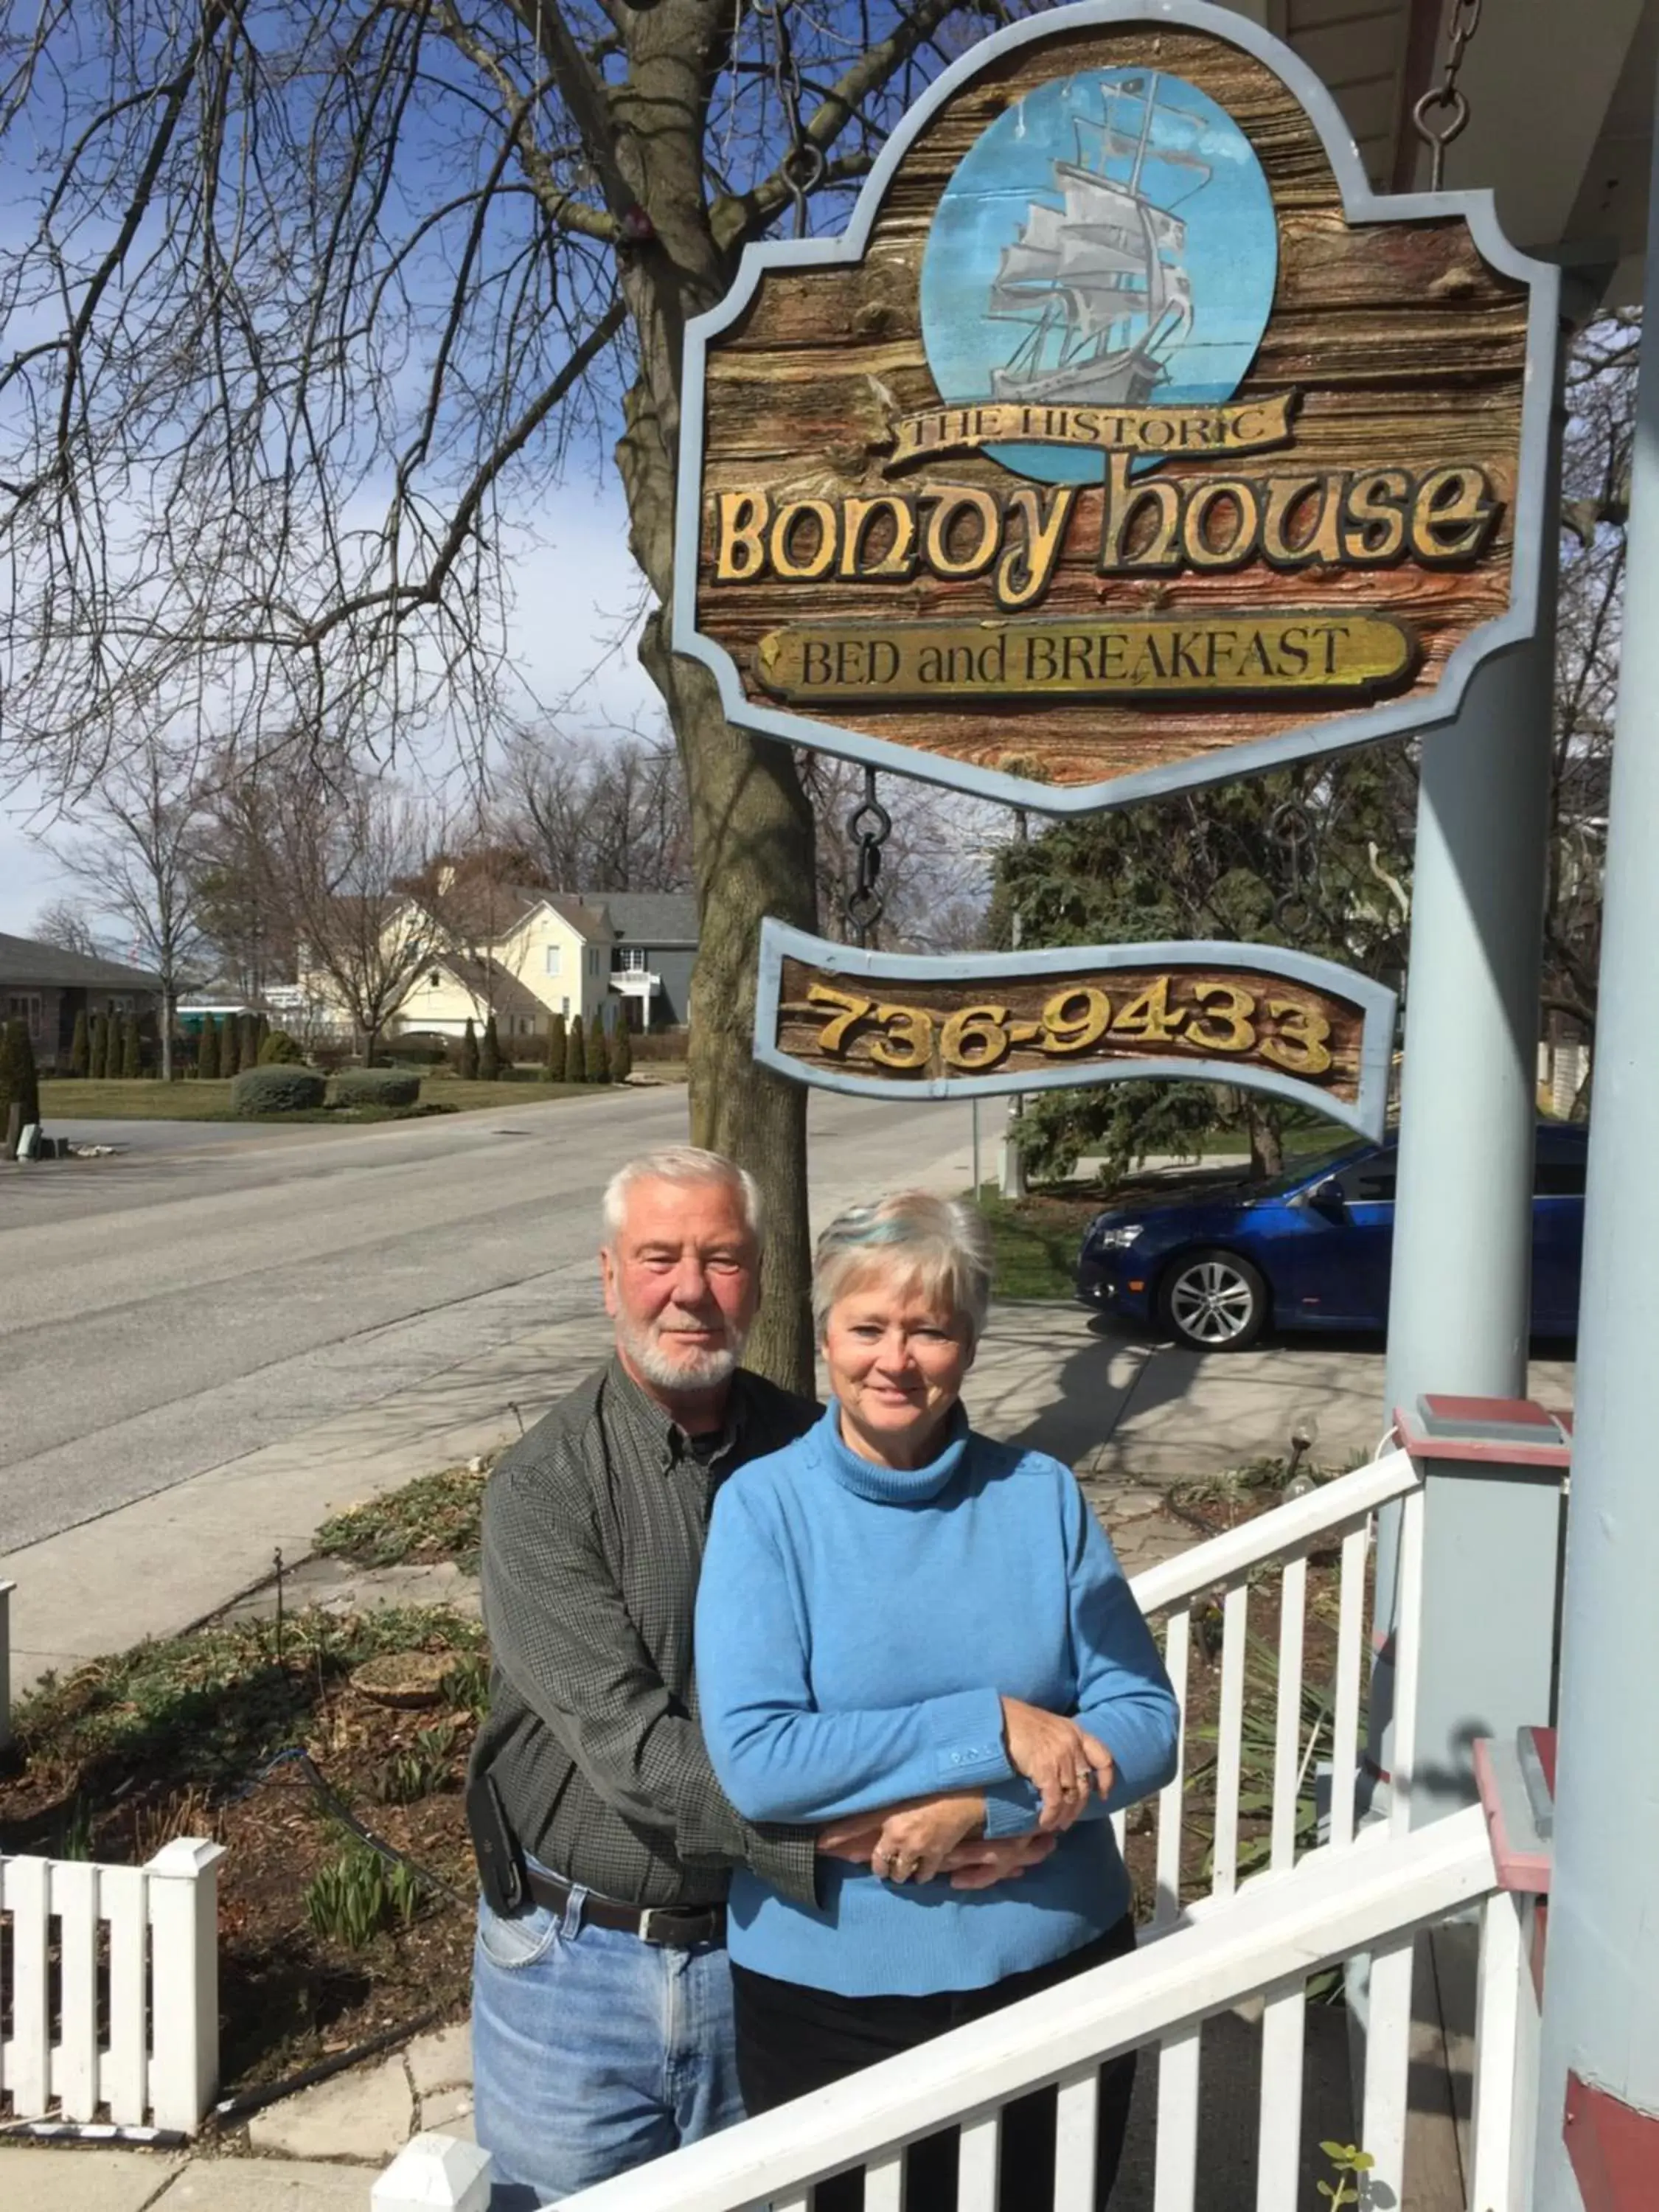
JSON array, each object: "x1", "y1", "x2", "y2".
[
  {"x1": 580, "y1": 893, "x2": 699, "y2": 947},
  {"x1": 0, "y1": 931, "x2": 164, "y2": 992}
]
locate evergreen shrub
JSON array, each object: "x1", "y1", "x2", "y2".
[
  {"x1": 327, "y1": 1069, "x2": 420, "y2": 1107},
  {"x1": 585, "y1": 1018, "x2": 609, "y2": 1084},
  {"x1": 0, "y1": 1019, "x2": 41, "y2": 1127},
  {"x1": 456, "y1": 1019, "x2": 479, "y2": 1080},
  {"x1": 70, "y1": 1009, "x2": 90, "y2": 1078},
  {"x1": 564, "y1": 1017, "x2": 585, "y2": 1084},
  {"x1": 230, "y1": 1067, "x2": 326, "y2": 1115},
  {"x1": 258, "y1": 1030, "x2": 306, "y2": 1065},
  {"x1": 610, "y1": 1021, "x2": 633, "y2": 1083},
  {"x1": 480, "y1": 1014, "x2": 502, "y2": 1081},
  {"x1": 120, "y1": 1015, "x2": 141, "y2": 1079},
  {"x1": 198, "y1": 1015, "x2": 220, "y2": 1080}
]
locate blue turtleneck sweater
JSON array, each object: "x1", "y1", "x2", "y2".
[{"x1": 695, "y1": 1401, "x2": 1178, "y2": 1997}]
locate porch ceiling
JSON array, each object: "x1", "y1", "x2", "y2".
[{"x1": 1234, "y1": 0, "x2": 1655, "y2": 305}]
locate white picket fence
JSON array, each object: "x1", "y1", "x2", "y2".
[{"x1": 0, "y1": 1835, "x2": 226, "y2": 2131}]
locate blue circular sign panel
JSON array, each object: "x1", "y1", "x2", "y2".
[{"x1": 919, "y1": 69, "x2": 1279, "y2": 484}]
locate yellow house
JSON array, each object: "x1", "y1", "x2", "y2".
[{"x1": 386, "y1": 892, "x2": 616, "y2": 1042}]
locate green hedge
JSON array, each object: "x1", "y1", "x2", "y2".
[
  {"x1": 231, "y1": 1067, "x2": 327, "y2": 1116},
  {"x1": 328, "y1": 1069, "x2": 421, "y2": 1107}
]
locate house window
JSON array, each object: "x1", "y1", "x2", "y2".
[
  {"x1": 586, "y1": 948, "x2": 600, "y2": 977},
  {"x1": 614, "y1": 947, "x2": 649, "y2": 973},
  {"x1": 6, "y1": 993, "x2": 44, "y2": 1040},
  {"x1": 544, "y1": 945, "x2": 562, "y2": 976},
  {"x1": 428, "y1": 971, "x2": 441, "y2": 987}
]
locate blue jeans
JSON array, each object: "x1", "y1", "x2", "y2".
[{"x1": 471, "y1": 1874, "x2": 745, "y2": 2208}]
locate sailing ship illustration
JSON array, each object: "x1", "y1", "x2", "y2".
[{"x1": 989, "y1": 74, "x2": 1211, "y2": 409}]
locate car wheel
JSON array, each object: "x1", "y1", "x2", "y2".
[{"x1": 1159, "y1": 1248, "x2": 1268, "y2": 1352}]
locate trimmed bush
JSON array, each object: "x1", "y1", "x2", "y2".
[
  {"x1": 456, "y1": 1018, "x2": 479, "y2": 1081},
  {"x1": 382, "y1": 1032, "x2": 448, "y2": 1065},
  {"x1": 0, "y1": 1018, "x2": 41, "y2": 1128},
  {"x1": 230, "y1": 1066, "x2": 326, "y2": 1116},
  {"x1": 197, "y1": 1015, "x2": 220, "y2": 1080},
  {"x1": 327, "y1": 1069, "x2": 420, "y2": 1107},
  {"x1": 585, "y1": 1018, "x2": 609, "y2": 1085},
  {"x1": 258, "y1": 1029, "x2": 306, "y2": 1065},
  {"x1": 610, "y1": 1020, "x2": 633, "y2": 1084},
  {"x1": 69, "y1": 1009, "x2": 90, "y2": 1078},
  {"x1": 120, "y1": 1015, "x2": 141, "y2": 1079},
  {"x1": 564, "y1": 1015, "x2": 585, "y2": 1085},
  {"x1": 544, "y1": 1012, "x2": 566, "y2": 1081},
  {"x1": 223, "y1": 1015, "x2": 244, "y2": 1079},
  {"x1": 240, "y1": 1012, "x2": 260, "y2": 1071},
  {"x1": 479, "y1": 1013, "x2": 502, "y2": 1081}
]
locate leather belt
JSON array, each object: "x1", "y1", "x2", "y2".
[{"x1": 524, "y1": 1863, "x2": 726, "y2": 1950}]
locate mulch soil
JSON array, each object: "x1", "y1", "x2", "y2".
[{"x1": 0, "y1": 1607, "x2": 482, "y2": 2099}]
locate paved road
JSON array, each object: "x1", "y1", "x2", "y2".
[{"x1": 0, "y1": 1087, "x2": 974, "y2": 1553}]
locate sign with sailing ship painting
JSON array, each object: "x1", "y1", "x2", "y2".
[
  {"x1": 754, "y1": 921, "x2": 1397, "y2": 1140},
  {"x1": 674, "y1": 0, "x2": 1558, "y2": 810}
]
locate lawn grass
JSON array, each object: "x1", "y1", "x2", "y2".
[
  {"x1": 40, "y1": 1074, "x2": 612, "y2": 1121},
  {"x1": 975, "y1": 1185, "x2": 1104, "y2": 1301},
  {"x1": 316, "y1": 1460, "x2": 492, "y2": 1575}
]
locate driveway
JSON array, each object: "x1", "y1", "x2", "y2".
[{"x1": 970, "y1": 1304, "x2": 1574, "y2": 1483}]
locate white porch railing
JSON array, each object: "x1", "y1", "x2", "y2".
[
  {"x1": 0, "y1": 1836, "x2": 226, "y2": 2130},
  {"x1": 533, "y1": 1807, "x2": 1517, "y2": 2212},
  {"x1": 378, "y1": 1447, "x2": 1492, "y2": 2212}
]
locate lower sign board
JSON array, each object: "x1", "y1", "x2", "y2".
[{"x1": 754, "y1": 921, "x2": 1396, "y2": 1141}]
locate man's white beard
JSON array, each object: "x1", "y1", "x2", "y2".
[{"x1": 616, "y1": 1307, "x2": 746, "y2": 1394}]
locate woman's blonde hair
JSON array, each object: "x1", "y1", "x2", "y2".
[{"x1": 813, "y1": 1191, "x2": 994, "y2": 1343}]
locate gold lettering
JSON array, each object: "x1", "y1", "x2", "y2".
[
  {"x1": 1099, "y1": 452, "x2": 1180, "y2": 571},
  {"x1": 1262, "y1": 473, "x2": 1344, "y2": 566},
  {"x1": 841, "y1": 495, "x2": 917, "y2": 580},
  {"x1": 1411, "y1": 465, "x2": 1499, "y2": 563},
  {"x1": 995, "y1": 485, "x2": 1079, "y2": 611},
  {"x1": 769, "y1": 498, "x2": 838, "y2": 580},
  {"x1": 713, "y1": 491, "x2": 769, "y2": 582},
  {"x1": 1342, "y1": 470, "x2": 1410, "y2": 562},
  {"x1": 922, "y1": 486, "x2": 1000, "y2": 578},
  {"x1": 1181, "y1": 479, "x2": 1262, "y2": 570}
]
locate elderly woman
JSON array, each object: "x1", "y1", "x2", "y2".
[{"x1": 695, "y1": 1192, "x2": 1178, "y2": 2211}]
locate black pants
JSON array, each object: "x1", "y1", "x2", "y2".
[{"x1": 731, "y1": 1916, "x2": 1138, "y2": 2212}]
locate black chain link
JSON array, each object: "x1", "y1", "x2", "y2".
[
  {"x1": 758, "y1": 0, "x2": 825, "y2": 237},
  {"x1": 844, "y1": 765, "x2": 891, "y2": 947},
  {"x1": 1412, "y1": 0, "x2": 1482, "y2": 191},
  {"x1": 1269, "y1": 793, "x2": 1317, "y2": 936}
]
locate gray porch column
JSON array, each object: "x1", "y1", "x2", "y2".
[
  {"x1": 1532, "y1": 60, "x2": 1659, "y2": 2204},
  {"x1": 1368, "y1": 615, "x2": 1559, "y2": 1810}
]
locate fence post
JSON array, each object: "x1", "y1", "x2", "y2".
[
  {"x1": 372, "y1": 2133, "x2": 494, "y2": 2211},
  {"x1": 0, "y1": 1580, "x2": 15, "y2": 1752},
  {"x1": 145, "y1": 1836, "x2": 227, "y2": 2131}
]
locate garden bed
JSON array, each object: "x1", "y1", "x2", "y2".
[{"x1": 0, "y1": 1607, "x2": 484, "y2": 2095}]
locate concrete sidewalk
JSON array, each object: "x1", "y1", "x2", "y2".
[{"x1": 3, "y1": 1288, "x2": 1574, "y2": 1695}]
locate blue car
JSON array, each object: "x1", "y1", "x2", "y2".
[{"x1": 1075, "y1": 1121, "x2": 1588, "y2": 1351}]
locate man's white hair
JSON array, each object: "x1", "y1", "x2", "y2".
[{"x1": 602, "y1": 1147, "x2": 765, "y2": 1248}]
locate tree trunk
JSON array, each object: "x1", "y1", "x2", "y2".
[
  {"x1": 641, "y1": 613, "x2": 818, "y2": 1392},
  {"x1": 161, "y1": 984, "x2": 174, "y2": 1083},
  {"x1": 1243, "y1": 1096, "x2": 1284, "y2": 1179}
]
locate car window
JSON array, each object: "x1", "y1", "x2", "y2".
[
  {"x1": 1534, "y1": 1158, "x2": 1587, "y2": 1197},
  {"x1": 1337, "y1": 1157, "x2": 1397, "y2": 1203}
]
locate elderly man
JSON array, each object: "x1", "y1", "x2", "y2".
[{"x1": 467, "y1": 1146, "x2": 1049, "y2": 2206}]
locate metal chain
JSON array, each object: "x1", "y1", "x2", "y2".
[
  {"x1": 1269, "y1": 793, "x2": 1317, "y2": 936},
  {"x1": 844, "y1": 765, "x2": 891, "y2": 947},
  {"x1": 1412, "y1": 0, "x2": 1482, "y2": 192},
  {"x1": 758, "y1": 0, "x2": 824, "y2": 236}
]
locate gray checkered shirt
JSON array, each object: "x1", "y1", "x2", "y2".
[{"x1": 472, "y1": 1356, "x2": 821, "y2": 1908}]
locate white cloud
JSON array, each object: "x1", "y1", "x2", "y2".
[{"x1": 0, "y1": 480, "x2": 661, "y2": 936}]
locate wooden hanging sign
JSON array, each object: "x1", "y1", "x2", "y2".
[
  {"x1": 674, "y1": 0, "x2": 1558, "y2": 812},
  {"x1": 754, "y1": 921, "x2": 1397, "y2": 1139}
]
